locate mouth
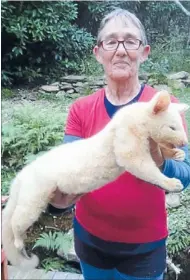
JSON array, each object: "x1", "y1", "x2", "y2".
[
  {"x1": 114, "y1": 61, "x2": 129, "y2": 65},
  {"x1": 158, "y1": 142, "x2": 176, "y2": 149}
]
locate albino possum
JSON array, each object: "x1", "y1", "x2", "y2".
[{"x1": 2, "y1": 90, "x2": 189, "y2": 269}]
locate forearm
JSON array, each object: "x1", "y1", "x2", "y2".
[{"x1": 162, "y1": 145, "x2": 190, "y2": 189}]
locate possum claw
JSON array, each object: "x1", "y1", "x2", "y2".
[{"x1": 21, "y1": 247, "x2": 30, "y2": 259}]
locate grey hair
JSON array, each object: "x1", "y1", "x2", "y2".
[{"x1": 97, "y1": 8, "x2": 148, "y2": 45}]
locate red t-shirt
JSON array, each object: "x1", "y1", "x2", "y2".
[{"x1": 64, "y1": 85, "x2": 185, "y2": 243}]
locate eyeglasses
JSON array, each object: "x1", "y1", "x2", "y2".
[{"x1": 99, "y1": 38, "x2": 142, "y2": 51}]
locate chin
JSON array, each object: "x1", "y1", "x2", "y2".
[{"x1": 109, "y1": 71, "x2": 131, "y2": 81}]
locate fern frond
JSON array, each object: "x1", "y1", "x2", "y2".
[
  {"x1": 33, "y1": 231, "x2": 57, "y2": 251},
  {"x1": 55, "y1": 232, "x2": 73, "y2": 256},
  {"x1": 41, "y1": 257, "x2": 65, "y2": 272}
]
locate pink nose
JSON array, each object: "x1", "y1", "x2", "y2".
[{"x1": 180, "y1": 139, "x2": 188, "y2": 147}]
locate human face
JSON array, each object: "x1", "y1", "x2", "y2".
[{"x1": 94, "y1": 18, "x2": 150, "y2": 81}]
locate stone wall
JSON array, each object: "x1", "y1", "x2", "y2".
[{"x1": 39, "y1": 71, "x2": 190, "y2": 98}]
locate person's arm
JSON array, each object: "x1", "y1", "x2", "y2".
[{"x1": 162, "y1": 145, "x2": 190, "y2": 190}]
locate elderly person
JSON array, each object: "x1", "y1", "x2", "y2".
[{"x1": 50, "y1": 9, "x2": 190, "y2": 280}]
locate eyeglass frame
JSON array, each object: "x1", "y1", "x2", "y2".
[{"x1": 98, "y1": 38, "x2": 143, "y2": 51}]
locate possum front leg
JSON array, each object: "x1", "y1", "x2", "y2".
[
  {"x1": 123, "y1": 155, "x2": 183, "y2": 192},
  {"x1": 115, "y1": 142, "x2": 183, "y2": 192}
]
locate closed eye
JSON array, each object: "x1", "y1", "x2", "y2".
[{"x1": 169, "y1": 126, "x2": 176, "y2": 131}]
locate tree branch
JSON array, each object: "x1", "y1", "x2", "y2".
[{"x1": 174, "y1": 0, "x2": 190, "y2": 16}]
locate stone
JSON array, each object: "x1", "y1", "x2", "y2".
[
  {"x1": 165, "y1": 193, "x2": 181, "y2": 208},
  {"x1": 61, "y1": 75, "x2": 87, "y2": 82},
  {"x1": 153, "y1": 84, "x2": 172, "y2": 93},
  {"x1": 75, "y1": 87, "x2": 84, "y2": 93},
  {"x1": 57, "y1": 229, "x2": 79, "y2": 263},
  {"x1": 56, "y1": 90, "x2": 66, "y2": 98},
  {"x1": 69, "y1": 93, "x2": 81, "y2": 99},
  {"x1": 89, "y1": 80, "x2": 105, "y2": 87},
  {"x1": 60, "y1": 84, "x2": 73, "y2": 90},
  {"x1": 75, "y1": 82, "x2": 85, "y2": 87},
  {"x1": 40, "y1": 85, "x2": 59, "y2": 92},
  {"x1": 168, "y1": 79, "x2": 185, "y2": 89},
  {"x1": 66, "y1": 89, "x2": 74, "y2": 94},
  {"x1": 139, "y1": 72, "x2": 148, "y2": 81},
  {"x1": 182, "y1": 79, "x2": 190, "y2": 87},
  {"x1": 167, "y1": 71, "x2": 189, "y2": 80},
  {"x1": 50, "y1": 82, "x2": 60, "y2": 86}
]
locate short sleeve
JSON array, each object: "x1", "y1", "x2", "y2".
[{"x1": 64, "y1": 101, "x2": 83, "y2": 137}]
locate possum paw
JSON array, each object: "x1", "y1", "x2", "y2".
[
  {"x1": 172, "y1": 148, "x2": 185, "y2": 161},
  {"x1": 163, "y1": 178, "x2": 183, "y2": 193},
  {"x1": 14, "y1": 238, "x2": 24, "y2": 251}
]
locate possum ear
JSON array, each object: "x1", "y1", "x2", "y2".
[{"x1": 151, "y1": 90, "x2": 171, "y2": 114}]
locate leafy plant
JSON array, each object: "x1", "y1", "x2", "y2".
[
  {"x1": 1, "y1": 168, "x2": 16, "y2": 195},
  {"x1": 1, "y1": 1, "x2": 94, "y2": 85},
  {"x1": 41, "y1": 257, "x2": 65, "y2": 272},
  {"x1": 1, "y1": 103, "x2": 67, "y2": 170},
  {"x1": 2, "y1": 87, "x2": 14, "y2": 99},
  {"x1": 33, "y1": 231, "x2": 73, "y2": 257},
  {"x1": 167, "y1": 188, "x2": 190, "y2": 257}
]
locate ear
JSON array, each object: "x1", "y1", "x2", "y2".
[
  {"x1": 93, "y1": 45, "x2": 103, "y2": 64},
  {"x1": 140, "y1": 45, "x2": 151, "y2": 63},
  {"x1": 170, "y1": 103, "x2": 189, "y2": 113},
  {"x1": 151, "y1": 90, "x2": 171, "y2": 114}
]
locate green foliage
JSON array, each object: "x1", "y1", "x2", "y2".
[
  {"x1": 1, "y1": 168, "x2": 16, "y2": 195},
  {"x1": 2, "y1": 0, "x2": 190, "y2": 86},
  {"x1": 33, "y1": 231, "x2": 73, "y2": 257},
  {"x1": 167, "y1": 189, "x2": 190, "y2": 257},
  {"x1": 1, "y1": 103, "x2": 67, "y2": 170},
  {"x1": 80, "y1": 55, "x2": 104, "y2": 76},
  {"x1": 2, "y1": 88, "x2": 15, "y2": 99},
  {"x1": 41, "y1": 257, "x2": 65, "y2": 272},
  {"x1": 1, "y1": 1, "x2": 94, "y2": 85}
]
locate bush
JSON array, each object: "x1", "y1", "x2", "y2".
[
  {"x1": 1, "y1": 1, "x2": 94, "y2": 85},
  {"x1": 1, "y1": 103, "x2": 68, "y2": 171}
]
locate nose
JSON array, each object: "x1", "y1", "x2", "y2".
[
  {"x1": 180, "y1": 137, "x2": 188, "y2": 147},
  {"x1": 116, "y1": 42, "x2": 128, "y2": 55}
]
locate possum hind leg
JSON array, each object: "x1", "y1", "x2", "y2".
[{"x1": 11, "y1": 197, "x2": 49, "y2": 253}]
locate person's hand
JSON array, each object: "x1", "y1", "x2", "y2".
[
  {"x1": 149, "y1": 138, "x2": 165, "y2": 169},
  {"x1": 50, "y1": 188, "x2": 84, "y2": 209}
]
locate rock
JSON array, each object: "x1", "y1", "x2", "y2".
[
  {"x1": 61, "y1": 75, "x2": 87, "y2": 82},
  {"x1": 56, "y1": 90, "x2": 66, "y2": 98},
  {"x1": 60, "y1": 84, "x2": 73, "y2": 90},
  {"x1": 153, "y1": 84, "x2": 172, "y2": 93},
  {"x1": 139, "y1": 72, "x2": 148, "y2": 81},
  {"x1": 40, "y1": 85, "x2": 59, "y2": 92},
  {"x1": 75, "y1": 87, "x2": 84, "y2": 93},
  {"x1": 166, "y1": 193, "x2": 181, "y2": 208},
  {"x1": 69, "y1": 93, "x2": 80, "y2": 99},
  {"x1": 57, "y1": 229, "x2": 79, "y2": 263},
  {"x1": 89, "y1": 80, "x2": 105, "y2": 87},
  {"x1": 182, "y1": 79, "x2": 190, "y2": 87},
  {"x1": 50, "y1": 82, "x2": 60, "y2": 86},
  {"x1": 75, "y1": 82, "x2": 85, "y2": 87},
  {"x1": 66, "y1": 89, "x2": 74, "y2": 94},
  {"x1": 167, "y1": 71, "x2": 189, "y2": 80},
  {"x1": 168, "y1": 79, "x2": 185, "y2": 89}
]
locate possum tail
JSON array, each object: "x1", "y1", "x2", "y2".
[{"x1": 2, "y1": 178, "x2": 39, "y2": 269}]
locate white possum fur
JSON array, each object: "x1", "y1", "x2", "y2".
[{"x1": 2, "y1": 90, "x2": 189, "y2": 269}]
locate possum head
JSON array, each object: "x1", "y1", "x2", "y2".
[{"x1": 147, "y1": 90, "x2": 189, "y2": 148}]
